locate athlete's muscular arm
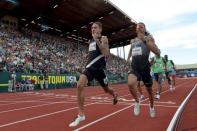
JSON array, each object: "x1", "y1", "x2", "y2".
[
  {"x1": 149, "y1": 57, "x2": 155, "y2": 66},
  {"x1": 127, "y1": 40, "x2": 133, "y2": 62},
  {"x1": 146, "y1": 35, "x2": 160, "y2": 56},
  {"x1": 163, "y1": 58, "x2": 168, "y2": 70},
  {"x1": 96, "y1": 36, "x2": 109, "y2": 56},
  {"x1": 162, "y1": 57, "x2": 167, "y2": 70},
  {"x1": 171, "y1": 60, "x2": 176, "y2": 70}
]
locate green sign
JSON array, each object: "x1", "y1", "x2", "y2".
[{"x1": 0, "y1": 72, "x2": 78, "y2": 92}]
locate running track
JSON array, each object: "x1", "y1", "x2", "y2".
[{"x1": 0, "y1": 78, "x2": 196, "y2": 131}]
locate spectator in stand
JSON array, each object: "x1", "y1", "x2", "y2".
[{"x1": 0, "y1": 26, "x2": 128, "y2": 75}]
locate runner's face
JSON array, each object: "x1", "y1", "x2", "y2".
[
  {"x1": 165, "y1": 55, "x2": 168, "y2": 60},
  {"x1": 136, "y1": 23, "x2": 145, "y2": 34},
  {"x1": 91, "y1": 24, "x2": 101, "y2": 38}
]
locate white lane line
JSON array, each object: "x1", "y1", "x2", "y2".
[
  {"x1": 73, "y1": 105, "x2": 133, "y2": 131},
  {"x1": 0, "y1": 84, "x2": 129, "y2": 105},
  {"x1": 140, "y1": 104, "x2": 179, "y2": 108},
  {"x1": 0, "y1": 91, "x2": 131, "y2": 128},
  {"x1": 0, "y1": 103, "x2": 57, "y2": 114},
  {"x1": 167, "y1": 84, "x2": 197, "y2": 131},
  {"x1": 154, "y1": 101, "x2": 176, "y2": 104},
  {"x1": 0, "y1": 83, "x2": 136, "y2": 100},
  {"x1": 0, "y1": 97, "x2": 61, "y2": 106},
  {"x1": 0, "y1": 102, "x2": 99, "y2": 128},
  {"x1": 74, "y1": 81, "x2": 190, "y2": 131},
  {"x1": 92, "y1": 102, "x2": 179, "y2": 108},
  {"x1": 0, "y1": 81, "x2": 189, "y2": 129}
]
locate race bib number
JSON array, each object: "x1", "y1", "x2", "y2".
[
  {"x1": 89, "y1": 42, "x2": 96, "y2": 51},
  {"x1": 156, "y1": 63, "x2": 161, "y2": 68},
  {"x1": 132, "y1": 47, "x2": 142, "y2": 56}
]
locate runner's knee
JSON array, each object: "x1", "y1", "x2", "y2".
[
  {"x1": 77, "y1": 82, "x2": 85, "y2": 92},
  {"x1": 128, "y1": 74, "x2": 137, "y2": 87}
]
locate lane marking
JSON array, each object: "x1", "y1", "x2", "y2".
[
  {"x1": 74, "y1": 81, "x2": 191, "y2": 131},
  {"x1": 140, "y1": 104, "x2": 179, "y2": 108},
  {"x1": 0, "y1": 102, "x2": 99, "y2": 128},
  {"x1": 0, "y1": 92, "x2": 131, "y2": 127},
  {"x1": 0, "y1": 80, "x2": 190, "y2": 129},
  {"x1": 0, "y1": 103, "x2": 57, "y2": 114},
  {"x1": 154, "y1": 101, "x2": 176, "y2": 104},
  {"x1": 167, "y1": 84, "x2": 197, "y2": 131}
]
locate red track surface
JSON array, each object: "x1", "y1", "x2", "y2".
[
  {"x1": 0, "y1": 78, "x2": 196, "y2": 131},
  {"x1": 176, "y1": 80, "x2": 197, "y2": 131}
]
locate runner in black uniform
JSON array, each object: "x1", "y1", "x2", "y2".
[
  {"x1": 69, "y1": 22, "x2": 118, "y2": 127},
  {"x1": 127, "y1": 22, "x2": 160, "y2": 118}
]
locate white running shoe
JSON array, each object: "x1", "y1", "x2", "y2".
[
  {"x1": 134, "y1": 102, "x2": 140, "y2": 116},
  {"x1": 139, "y1": 95, "x2": 144, "y2": 101},
  {"x1": 170, "y1": 85, "x2": 173, "y2": 91},
  {"x1": 155, "y1": 94, "x2": 160, "y2": 99},
  {"x1": 149, "y1": 107, "x2": 156, "y2": 118},
  {"x1": 69, "y1": 115, "x2": 85, "y2": 127}
]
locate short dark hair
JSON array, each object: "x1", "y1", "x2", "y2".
[
  {"x1": 138, "y1": 22, "x2": 146, "y2": 28},
  {"x1": 145, "y1": 31, "x2": 149, "y2": 36},
  {"x1": 164, "y1": 55, "x2": 168, "y2": 60},
  {"x1": 93, "y1": 21, "x2": 102, "y2": 29}
]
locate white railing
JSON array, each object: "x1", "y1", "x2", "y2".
[{"x1": 166, "y1": 84, "x2": 197, "y2": 131}]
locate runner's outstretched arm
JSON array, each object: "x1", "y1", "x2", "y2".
[{"x1": 146, "y1": 35, "x2": 160, "y2": 55}]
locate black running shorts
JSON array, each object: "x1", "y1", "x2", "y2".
[
  {"x1": 154, "y1": 73, "x2": 164, "y2": 83},
  {"x1": 128, "y1": 64, "x2": 153, "y2": 88},
  {"x1": 82, "y1": 68, "x2": 108, "y2": 87}
]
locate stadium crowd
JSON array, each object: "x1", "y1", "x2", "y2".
[{"x1": 0, "y1": 26, "x2": 128, "y2": 75}]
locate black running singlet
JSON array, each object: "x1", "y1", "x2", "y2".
[
  {"x1": 130, "y1": 37, "x2": 150, "y2": 67},
  {"x1": 86, "y1": 39, "x2": 106, "y2": 70}
]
